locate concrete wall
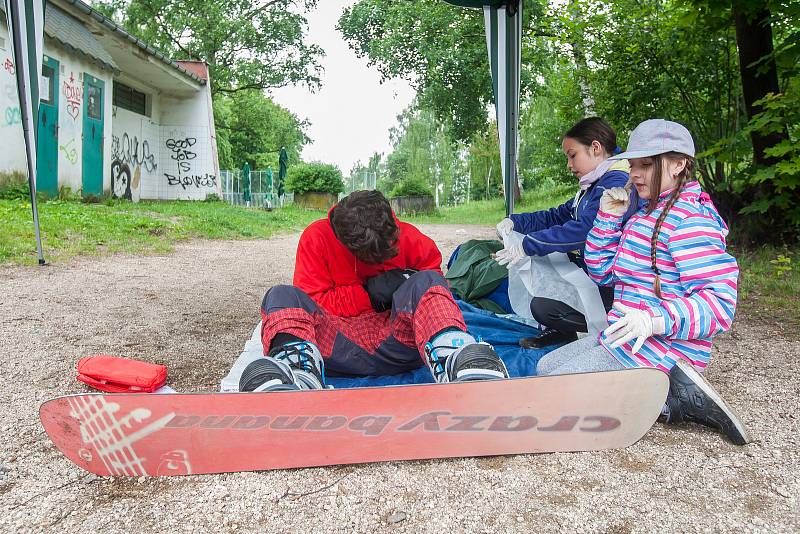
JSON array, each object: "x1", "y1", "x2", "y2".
[
  {"x1": 156, "y1": 89, "x2": 219, "y2": 200},
  {"x1": 0, "y1": 27, "x2": 112, "y2": 191},
  {"x1": 1, "y1": 19, "x2": 219, "y2": 201},
  {"x1": 0, "y1": 25, "x2": 28, "y2": 179},
  {"x1": 55, "y1": 50, "x2": 113, "y2": 194},
  {"x1": 109, "y1": 74, "x2": 161, "y2": 201},
  {"x1": 110, "y1": 85, "x2": 219, "y2": 201}
]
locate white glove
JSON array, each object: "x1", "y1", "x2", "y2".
[
  {"x1": 599, "y1": 187, "x2": 630, "y2": 217},
  {"x1": 496, "y1": 218, "x2": 515, "y2": 239},
  {"x1": 494, "y1": 244, "x2": 528, "y2": 268},
  {"x1": 603, "y1": 303, "x2": 664, "y2": 354}
]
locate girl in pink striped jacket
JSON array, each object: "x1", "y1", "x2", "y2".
[{"x1": 536, "y1": 119, "x2": 750, "y2": 445}]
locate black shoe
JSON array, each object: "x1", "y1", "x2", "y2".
[
  {"x1": 519, "y1": 329, "x2": 578, "y2": 349},
  {"x1": 239, "y1": 358, "x2": 300, "y2": 392},
  {"x1": 267, "y1": 341, "x2": 325, "y2": 390},
  {"x1": 664, "y1": 359, "x2": 751, "y2": 445},
  {"x1": 444, "y1": 342, "x2": 509, "y2": 383}
]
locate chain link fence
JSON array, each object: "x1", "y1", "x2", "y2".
[
  {"x1": 221, "y1": 169, "x2": 381, "y2": 206},
  {"x1": 339, "y1": 171, "x2": 377, "y2": 199},
  {"x1": 219, "y1": 170, "x2": 294, "y2": 208}
]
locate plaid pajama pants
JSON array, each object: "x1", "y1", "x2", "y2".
[{"x1": 260, "y1": 271, "x2": 466, "y2": 376}]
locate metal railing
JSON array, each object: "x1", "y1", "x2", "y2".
[{"x1": 219, "y1": 170, "x2": 293, "y2": 208}]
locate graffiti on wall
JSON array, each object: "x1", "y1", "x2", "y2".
[
  {"x1": 59, "y1": 138, "x2": 78, "y2": 165},
  {"x1": 2, "y1": 80, "x2": 20, "y2": 128},
  {"x1": 165, "y1": 173, "x2": 217, "y2": 190},
  {"x1": 112, "y1": 132, "x2": 157, "y2": 173},
  {"x1": 164, "y1": 136, "x2": 217, "y2": 190},
  {"x1": 165, "y1": 137, "x2": 197, "y2": 173},
  {"x1": 62, "y1": 73, "x2": 82, "y2": 121},
  {"x1": 4, "y1": 106, "x2": 21, "y2": 126},
  {"x1": 109, "y1": 131, "x2": 155, "y2": 200},
  {"x1": 3, "y1": 58, "x2": 13, "y2": 75},
  {"x1": 110, "y1": 159, "x2": 135, "y2": 200}
]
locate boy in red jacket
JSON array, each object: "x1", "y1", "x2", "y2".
[{"x1": 239, "y1": 190, "x2": 508, "y2": 392}]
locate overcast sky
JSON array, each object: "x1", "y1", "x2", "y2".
[{"x1": 269, "y1": 1, "x2": 415, "y2": 175}]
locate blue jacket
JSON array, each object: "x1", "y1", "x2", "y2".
[{"x1": 509, "y1": 168, "x2": 632, "y2": 267}]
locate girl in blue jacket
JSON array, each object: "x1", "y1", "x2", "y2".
[{"x1": 494, "y1": 117, "x2": 632, "y2": 348}]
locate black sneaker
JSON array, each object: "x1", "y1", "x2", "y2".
[
  {"x1": 268, "y1": 341, "x2": 325, "y2": 390},
  {"x1": 239, "y1": 358, "x2": 299, "y2": 392},
  {"x1": 665, "y1": 359, "x2": 751, "y2": 445},
  {"x1": 519, "y1": 329, "x2": 578, "y2": 349},
  {"x1": 239, "y1": 342, "x2": 326, "y2": 392},
  {"x1": 443, "y1": 342, "x2": 509, "y2": 383}
]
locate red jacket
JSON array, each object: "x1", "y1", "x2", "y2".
[{"x1": 293, "y1": 210, "x2": 443, "y2": 317}]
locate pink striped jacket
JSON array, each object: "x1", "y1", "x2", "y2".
[{"x1": 585, "y1": 181, "x2": 738, "y2": 372}]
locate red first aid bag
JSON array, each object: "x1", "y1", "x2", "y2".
[{"x1": 76, "y1": 355, "x2": 168, "y2": 393}]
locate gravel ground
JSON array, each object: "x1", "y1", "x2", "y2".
[{"x1": 0, "y1": 224, "x2": 798, "y2": 533}]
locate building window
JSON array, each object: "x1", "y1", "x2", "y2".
[
  {"x1": 40, "y1": 64, "x2": 56, "y2": 105},
  {"x1": 113, "y1": 81, "x2": 148, "y2": 116}
]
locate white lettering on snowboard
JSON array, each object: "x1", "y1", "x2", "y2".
[{"x1": 67, "y1": 396, "x2": 183, "y2": 476}]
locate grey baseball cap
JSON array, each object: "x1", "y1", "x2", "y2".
[{"x1": 610, "y1": 119, "x2": 695, "y2": 160}]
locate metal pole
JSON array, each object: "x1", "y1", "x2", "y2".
[{"x1": 9, "y1": 0, "x2": 45, "y2": 264}]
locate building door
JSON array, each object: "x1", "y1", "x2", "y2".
[
  {"x1": 81, "y1": 75, "x2": 104, "y2": 196},
  {"x1": 36, "y1": 56, "x2": 59, "y2": 197}
]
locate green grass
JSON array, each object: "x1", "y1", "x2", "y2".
[
  {"x1": 735, "y1": 245, "x2": 800, "y2": 328},
  {"x1": 404, "y1": 183, "x2": 575, "y2": 225},
  {"x1": 0, "y1": 198, "x2": 320, "y2": 265}
]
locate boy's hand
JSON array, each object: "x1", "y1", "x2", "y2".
[{"x1": 364, "y1": 269, "x2": 417, "y2": 312}]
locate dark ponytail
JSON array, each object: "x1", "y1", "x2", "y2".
[{"x1": 564, "y1": 117, "x2": 618, "y2": 156}]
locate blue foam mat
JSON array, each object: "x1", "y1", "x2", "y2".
[{"x1": 326, "y1": 301, "x2": 548, "y2": 389}]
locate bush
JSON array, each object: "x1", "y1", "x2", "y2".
[
  {"x1": 0, "y1": 181, "x2": 30, "y2": 200},
  {"x1": 286, "y1": 162, "x2": 344, "y2": 195},
  {"x1": 80, "y1": 193, "x2": 109, "y2": 204},
  {"x1": 58, "y1": 186, "x2": 82, "y2": 201},
  {"x1": 389, "y1": 178, "x2": 433, "y2": 198},
  {"x1": 704, "y1": 90, "x2": 800, "y2": 244}
]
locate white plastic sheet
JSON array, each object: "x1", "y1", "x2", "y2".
[
  {"x1": 220, "y1": 321, "x2": 264, "y2": 392},
  {"x1": 504, "y1": 231, "x2": 608, "y2": 334}
]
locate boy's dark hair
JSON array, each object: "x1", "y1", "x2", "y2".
[
  {"x1": 564, "y1": 117, "x2": 618, "y2": 156},
  {"x1": 330, "y1": 190, "x2": 399, "y2": 264}
]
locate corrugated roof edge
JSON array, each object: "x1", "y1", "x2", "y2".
[{"x1": 60, "y1": 0, "x2": 207, "y2": 86}]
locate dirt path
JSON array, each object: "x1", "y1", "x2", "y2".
[{"x1": 0, "y1": 225, "x2": 797, "y2": 532}]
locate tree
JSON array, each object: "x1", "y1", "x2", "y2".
[
  {"x1": 680, "y1": 0, "x2": 800, "y2": 241},
  {"x1": 461, "y1": 124, "x2": 501, "y2": 201},
  {"x1": 338, "y1": 0, "x2": 551, "y2": 142},
  {"x1": 214, "y1": 90, "x2": 309, "y2": 170},
  {"x1": 96, "y1": 0, "x2": 324, "y2": 95},
  {"x1": 383, "y1": 103, "x2": 463, "y2": 204}
]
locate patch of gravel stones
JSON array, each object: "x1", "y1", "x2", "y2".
[{"x1": 0, "y1": 224, "x2": 797, "y2": 533}]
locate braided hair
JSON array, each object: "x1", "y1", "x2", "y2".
[{"x1": 646, "y1": 152, "x2": 695, "y2": 298}]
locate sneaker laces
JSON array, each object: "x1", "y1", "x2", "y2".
[
  {"x1": 423, "y1": 342, "x2": 450, "y2": 381},
  {"x1": 268, "y1": 342, "x2": 323, "y2": 380}
]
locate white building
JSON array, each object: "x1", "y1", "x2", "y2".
[{"x1": 0, "y1": 0, "x2": 220, "y2": 200}]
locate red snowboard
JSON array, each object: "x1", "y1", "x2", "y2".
[{"x1": 40, "y1": 369, "x2": 668, "y2": 476}]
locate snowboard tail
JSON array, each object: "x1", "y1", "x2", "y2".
[{"x1": 40, "y1": 369, "x2": 668, "y2": 476}]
